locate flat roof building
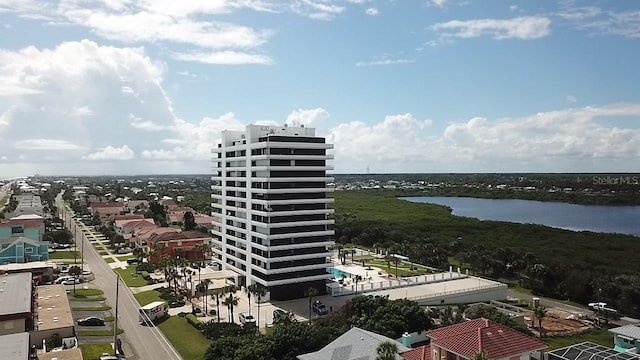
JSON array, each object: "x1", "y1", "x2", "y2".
[
  {"x1": 31, "y1": 284, "x2": 75, "y2": 348},
  {"x1": 212, "y1": 124, "x2": 335, "y2": 300},
  {"x1": 0, "y1": 332, "x2": 31, "y2": 360},
  {"x1": 0, "y1": 272, "x2": 33, "y2": 335}
]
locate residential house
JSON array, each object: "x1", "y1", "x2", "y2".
[
  {"x1": 132, "y1": 227, "x2": 179, "y2": 248},
  {"x1": 400, "y1": 318, "x2": 547, "y2": 360},
  {"x1": 11, "y1": 194, "x2": 43, "y2": 218},
  {"x1": 610, "y1": 324, "x2": 640, "y2": 353},
  {"x1": 0, "y1": 215, "x2": 45, "y2": 242},
  {"x1": 297, "y1": 327, "x2": 410, "y2": 360},
  {"x1": 114, "y1": 218, "x2": 157, "y2": 238},
  {"x1": 88, "y1": 201, "x2": 124, "y2": 223},
  {"x1": 167, "y1": 206, "x2": 195, "y2": 225},
  {"x1": 194, "y1": 215, "x2": 217, "y2": 230},
  {"x1": 125, "y1": 199, "x2": 149, "y2": 213},
  {"x1": 146, "y1": 230, "x2": 211, "y2": 262},
  {"x1": 0, "y1": 237, "x2": 49, "y2": 264}
]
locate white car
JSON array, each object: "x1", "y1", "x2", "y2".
[
  {"x1": 239, "y1": 312, "x2": 256, "y2": 325},
  {"x1": 61, "y1": 277, "x2": 80, "y2": 285}
]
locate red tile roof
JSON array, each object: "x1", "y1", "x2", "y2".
[
  {"x1": 401, "y1": 345, "x2": 430, "y2": 360},
  {"x1": 426, "y1": 318, "x2": 546, "y2": 360}
]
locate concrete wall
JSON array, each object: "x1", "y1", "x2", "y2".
[
  {"x1": 0, "y1": 318, "x2": 26, "y2": 336},
  {"x1": 30, "y1": 326, "x2": 75, "y2": 349},
  {"x1": 413, "y1": 284, "x2": 508, "y2": 306}
]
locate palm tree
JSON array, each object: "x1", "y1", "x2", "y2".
[
  {"x1": 384, "y1": 253, "x2": 393, "y2": 274},
  {"x1": 247, "y1": 283, "x2": 267, "y2": 327},
  {"x1": 392, "y1": 256, "x2": 402, "y2": 278},
  {"x1": 211, "y1": 288, "x2": 223, "y2": 322},
  {"x1": 354, "y1": 275, "x2": 363, "y2": 294},
  {"x1": 200, "y1": 278, "x2": 212, "y2": 313},
  {"x1": 132, "y1": 246, "x2": 145, "y2": 263},
  {"x1": 223, "y1": 293, "x2": 239, "y2": 323},
  {"x1": 376, "y1": 341, "x2": 398, "y2": 360},
  {"x1": 533, "y1": 305, "x2": 547, "y2": 337},
  {"x1": 304, "y1": 287, "x2": 319, "y2": 319},
  {"x1": 533, "y1": 306, "x2": 547, "y2": 337}
]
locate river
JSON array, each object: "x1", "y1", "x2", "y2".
[{"x1": 402, "y1": 196, "x2": 640, "y2": 236}]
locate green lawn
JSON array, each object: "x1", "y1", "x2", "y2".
[
  {"x1": 105, "y1": 257, "x2": 115, "y2": 263},
  {"x1": 113, "y1": 266, "x2": 149, "y2": 287},
  {"x1": 117, "y1": 254, "x2": 134, "y2": 260},
  {"x1": 134, "y1": 289, "x2": 163, "y2": 306},
  {"x1": 68, "y1": 295, "x2": 106, "y2": 302},
  {"x1": 78, "y1": 328, "x2": 124, "y2": 336},
  {"x1": 72, "y1": 305, "x2": 112, "y2": 311},
  {"x1": 48, "y1": 250, "x2": 80, "y2": 259},
  {"x1": 75, "y1": 288, "x2": 104, "y2": 296},
  {"x1": 544, "y1": 328, "x2": 614, "y2": 350},
  {"x1": 157, "y1": 316, "x2": 211, "y2": 360},
  {"x1": 80, "y1": 343, "x2": 114, "y2": 360}
]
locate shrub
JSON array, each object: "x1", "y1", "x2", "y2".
[
  {"x1": 186, "y1": 314, "x2": 201, "y2": 329},
  {"x1": 136, "y1": 262, "x2": 155, "y2": 272},
  {"x1": 199, "y1": 321, "x2": 254, "y2": 340},
  {"x1": 45, "y1": 333, "x2": 63, "y2": 349},
  {"x1": 209, "y1": 309, "x2": 216, "y2": 316},
  {"x1": 141, "y1": 271, "x2": 150, "y2": 280},
  {"x1": 177, "y1": 312, "x2": 187, "y2": 317}
]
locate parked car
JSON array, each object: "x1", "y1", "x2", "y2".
[
  {"x1": 239, "y1": 312, "x2": 256, "y2": 326},
  {"x1": 312, "y1": 300, "x2": 328, "y2": 316},
  {"x1": 126, "y1": 258, "x2": 140, "y2": 265},
  {"x1": 77, "y1": 316, "x2": 105, "y2": 326},
  {"x1": 54, "y1": 276, "x2": 73, "y2": 284},
  {"x1": 61, "y1": 277, "x2": 80, "y2": 285}
]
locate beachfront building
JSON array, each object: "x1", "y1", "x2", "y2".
[{"x1": 211, "y1": 124, "x2": 335, "y2": 300}]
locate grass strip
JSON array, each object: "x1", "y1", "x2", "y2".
[
  {"x1": 157, "y1": 316, "x2": 210, "y2": 360},
  {"x1": 78, "y1": 328, "x2": 124, "y2": 336},
  {"x1": 79, "y1": 343, "x2": 113, "y2": 360},
  {"x1": 72, "y1": 305, "x2": 112, "y2": 311}
]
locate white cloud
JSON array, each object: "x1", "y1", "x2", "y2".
[
  {"x1": 577, "y1": 10, "x2": 640, "y2": 38},
  {"x1": 129, "y1": 114, "x2": 165, "y2": 131},
  {"x1": 84, "y1": 145, "x2": 135, "y2": 160},
  {"x1": 426, "y1": 0, "x2": 447, "y2": 8},
  {"x1": 14, "y1": 138, "x2": 84, "y2": 150},
  {"x1": 432, "y1": 16, "x2": 551, "y2": 40},
  {"x1": 356, "y1": 58, "x2": 415, "y2": 66},
  {"x1": 0, "y1": 40, "x2": 175, "y2": 166},
  {"x1": 172, "y1": 51, "x2": 272, "y2": 65},
  {"x1": 290, "y1": 0, "x2": 345, "y2": 20},
  {"x1": 556, "y1": 6, "x2": 601, "y2": 21},
  {"x1": 286, "y1": 108, "x2": 329, "y2": 128},
  {"x1": 327, "y1": 104, "x2": 640, "y2": 173},
  {"x1": 567, "y1": 95, "x2": 577, "y2": 103},
  {"x1": 365, "y1": 8, "x2": 378, "y2": 16}
]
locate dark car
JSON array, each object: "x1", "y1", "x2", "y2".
[
  {"x1": 126, "y1": 258, "x2": 140, "y2": 265},
  {"x1": 77, "y1": 316, "x2": 105, "y2": 326},
  {"x1": 312, "y1": 300, "x2": 328, "y2": 316}
]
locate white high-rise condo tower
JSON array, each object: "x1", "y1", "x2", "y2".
[{"x1": 211, "y1": 125, "x2": 335, "y2": 300}]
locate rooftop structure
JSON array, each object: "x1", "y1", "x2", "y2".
[
  {"x1": 0, "y1": 272, "x2": 32, "y2": 318},
  {"x1": 212, "y1": 124, "x2": 335, "y2": 300},
  {"x1": 297, "y1": 327, "x2": 409, "y2": 360},
  {"x1": 417, "y1": 318, "x2": 547, "y2": 360},
  {"x1": 548, "y1": 342, "x2": 640, "y2": 360},
  {"x1": 610, "y1": 324, "x2": 640, "y2": 353},
  {"x1": 34, "y1": 284, "x2": 74, "y2": 331},
  {"x1": 38, "y1": 348, "x2": 83, "y2": 360},
  {"x1": 0, "y1": 332, "x2": 30, "y2": 360}
]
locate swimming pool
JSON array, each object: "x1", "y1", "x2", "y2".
[{"x1": 329, "y1": 268, "x2": 353, "y2": 279}]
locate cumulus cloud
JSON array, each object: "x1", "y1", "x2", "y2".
[
  {"x1": 432, "y1": 16, "x2": 551, "y2": 40},
  {"x1": 290, "y1": 0, "x2": 346, "y2": 20},
  {"x1": 84, "y1": 145, "x2": 135, "y2": 160},
  {"x1": 327, "y1": 104, "x2": 640, "y2": 173},
  {"x1": 0, "y1": 40, "x2": 175, "y2": 165},
  {"x1": 286, "y1": 108, "x2": 330, "y2": 128},
  {"x1": 172, "y1": 51, "x2": 272, "y2": 65}
]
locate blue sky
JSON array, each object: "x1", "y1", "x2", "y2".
[{"x1": 0, "y1": 0, "x2": 639, "y2": 176}]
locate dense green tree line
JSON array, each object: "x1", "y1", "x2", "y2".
[
  {"x1": 202, "y1": 295, "x2": 431, "y2": 360},
  {"x1": 333, "y1": 191, "x2": 640, "y2": 317}
]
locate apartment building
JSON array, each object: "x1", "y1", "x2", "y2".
[{"x1": 211, "y1": 125, "x2": 335, "y2": 300}]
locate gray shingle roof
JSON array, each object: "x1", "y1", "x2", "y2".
[
  {"x1": 0, "y1": 272, "x2": 32, "y2": 316},
  {"x1": 610, "y1": 324, "x2": 640, "y2": 340},
  {"x1": 297, "y1": 327, "x2": 410, "y2": 360}
]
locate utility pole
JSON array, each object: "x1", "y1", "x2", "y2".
[
  {"x1": 114, "y1": 274, "x2": 120, "y2": 356},
  {"x1": 73, "y1": 222, "x2": 77, "y2": 295}
]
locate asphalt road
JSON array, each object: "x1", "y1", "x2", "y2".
[{"x1": 57, "y1": 195, "x2": 182, "y2": 360}]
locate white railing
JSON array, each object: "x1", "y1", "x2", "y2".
[{"x1": 327, "y1": 271, "x2": 469, "y2": 297}]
